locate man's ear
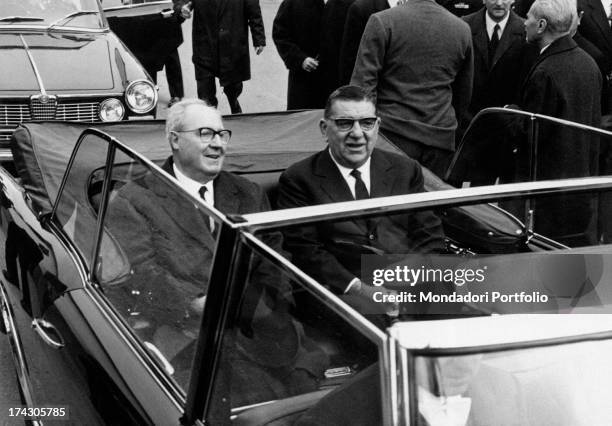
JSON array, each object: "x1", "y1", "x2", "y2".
[
  {"x1": 537, "y1": 18, "x2": 547, "y2": 34},
  {"x1": 169, "y1": 131, "x2": 180, "y2": 150},
  {"x1": 319, "y1": 119, "x2": 328, "y2": 139}
]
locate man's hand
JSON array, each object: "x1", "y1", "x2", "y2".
[
  {"x1": 348, "y1": 279, "x2": 400, "y2": 318},
  {"x1": 301, "y1": 57, "x2": 319, "y2": 72},
  {"x1": 180, "y1": 1, "x2": 192, "y2": 19},
  {"x1": 255, "y1": 45, "x2": 265, "y2": 55}
]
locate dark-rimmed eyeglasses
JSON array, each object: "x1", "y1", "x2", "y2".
[
  {"x1": 173, "y1": 127, "x2": 232, "y2": 143},
  {"x1": 327, "y1": 117, "x2": 379, "y2": 132}
]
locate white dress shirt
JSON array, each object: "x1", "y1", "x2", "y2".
[
  {"x1": 173, "y1": 164, "x2": 215, "y2": 230},
  {"x1": 601, "y1": 0, "x2": 612, "y2": 22},
  {"x1": 485, "y1": 12, "x2": 509, "y2": 41},
  {"x1": 328, "y1": 149, "x2": 372, "y2": 198}
]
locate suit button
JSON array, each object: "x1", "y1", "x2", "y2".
[{"x1": 369, "y1": 234, "x2": 375, "y2": 240}]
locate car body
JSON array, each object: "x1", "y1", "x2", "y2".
[
  {"x1": 0, "y1": 0, "x2": 159, "y2": 159},
  {"x1": 1, "y1": 109, "x2": 612, "y2": 424}
]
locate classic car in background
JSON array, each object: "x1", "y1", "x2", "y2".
[
  {"x1": 0, "y1": 0, "x2": 158, "y2": 159},
  {"x1": 2, "y1": 109, "x2": 612, "y2": 424}
]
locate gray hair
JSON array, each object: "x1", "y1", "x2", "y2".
[
  {"x1": 165, "y1": 98, "x2": 219, "y2": 141},
  {"x1": 530, "y1": 0, "x2": 577, "y2": 34}
]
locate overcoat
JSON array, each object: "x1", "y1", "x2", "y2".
[
  {"x1": 519, "y1": 35, "x2": 602, "y2": 244},
  {"x1": 176, "y1": 0, "x2": 266, "y2": 86},
  {"x1": 272, "y1": 0, "x2": 326, "y2": 109}
]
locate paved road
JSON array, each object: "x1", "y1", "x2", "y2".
[{"x1": 156, "y1": 0, "x2": 288, "y2": 118}]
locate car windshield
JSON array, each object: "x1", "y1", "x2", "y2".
[
  {"x1": 1, "y1": 0, "x2": 104, "y2": 29},
  {"x1": 409, "y1": 337, "x2": 612, "y2": 426}
]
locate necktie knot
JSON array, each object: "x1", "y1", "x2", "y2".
[
  {"x1": 198, "y1": 186, "x2": 207, "y2": 200},
  {"x1": 350, "y1": 169, "x2": 361, "y2": 179}
]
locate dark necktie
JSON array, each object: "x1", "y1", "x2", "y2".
[
  {"x1": 489, "y1": 24, "x2": 500, "y2": 65},
  {"x1": 350, "y1": 169, "x2": 369, "y2": 200},
  {"x1": 198, "y1": 186, "x2": 215, "y2": 234}
]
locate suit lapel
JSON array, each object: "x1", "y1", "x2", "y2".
[
  {"x1": 158, "y1": 155, "x2": 217, "y2": 245},
  {"x1": 314, "y1": 150, "x2": 356, "y2": 203},
  {"x1": 213, "y1": 172, "x2": 241, "y2": 214},
  {"x1": 587, "y1": 0, "x2": 612, "y2": 49},
  {"x1": 314, "y1": 150, "x2": 369, "y2": 233},
  {"x1": 472, "y1": 11, "x2": 491, "y2": 70},
  {"x1": 491, "y1": 12, "x2": 522, "y2": 67},
  {"x1": 369, "y1": 150, "x2": 394, "y2": 198}
]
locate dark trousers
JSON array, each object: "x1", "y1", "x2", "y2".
[
  {"x1": 165, "y1": 49, "x2": 184, "y2": 99},
  {"x1": 144, "y1": 49, "x2": 184, "y2": 99},
  {"x1": 195, "y1": 65, "x2": 243, "y2": 114}
]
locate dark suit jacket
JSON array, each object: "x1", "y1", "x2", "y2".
[
  {"x1": 338, "y1": 0, "x2": 388, "y2": 85},
  {"x1": 276, "y1": 149, "x2": 445, "y2": 294},
  {"x1": 463, "y1": 10, "x2": 536, "y2": 121},
  {"x1": 577, "y1": 0, "x2": 612, "y2": 61},
  {"x1": 351, "y1": 0, "x2": 474, "y2": 151},
  {"x1": 519, "y1": 35, "x2": 602, "y2": 244},
  {"x1": 272, "y1": 0, "x2": 327, "y2": 109},
  {"x1": 106, "y1": 157, "x2": 279, "y2": 332},
  {"x1": 175, "y1": 0, "x2": 265, "y2": 85}
]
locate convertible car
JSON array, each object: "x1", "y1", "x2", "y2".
[
  {"x1": 0, "y1": 0, "x2": 159, "y2": 159},
  {"x1": 1, "y1": 108, "x2": 612, "y2": 424}
]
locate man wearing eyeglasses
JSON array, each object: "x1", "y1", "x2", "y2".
[
  {"x1": 277, "y1": 85, "x2": 446, "y2": 319},
  {"x1": 106, "y1": 98, "x2": 329, "y2": 403}
]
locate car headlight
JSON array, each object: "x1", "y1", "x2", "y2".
[
  {"x1": 125, "y1": 80, "x2": 157, "y2": 114},
  {"x1": 99, "y1": 98, "x2": 125, "y2": 122}
]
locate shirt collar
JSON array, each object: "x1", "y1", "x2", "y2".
[
  {"x1": 328, "y1": 149, "x2": 372, "y2": 185},
  {"x1": 387, "y1": 0, "x2": 400, "y2": 7},
  {"x1": 485, "y1": 10, "x2": 510, "y2": 38},
  {"x1": 173, "y1": 163, "x2": 214, "y2": 199}
]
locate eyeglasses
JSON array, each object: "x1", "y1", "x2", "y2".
[
  {"x1": 174, "y1": 127, "x2": 232, "y2": 143},
  {"x1": 327, "y1": 117, "x2": 379, "y2": 132}
]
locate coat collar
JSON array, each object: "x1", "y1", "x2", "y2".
[{"x1": 522, "y1": 35, "x2": 577, "y2": 91}]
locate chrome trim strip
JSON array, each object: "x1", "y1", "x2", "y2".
[
  {"x1": 0, "y1": 281, "x2": 39, "y2": 422},
  {"x1": 0, "y1": 26, "x2": 108, "y2": 33},
  {"x1": 0, "y1": 150, "x2": 14, "y2": 161},
  {"x1": 103, "y1": 1, "x2": 173, "y2": 12},
  {"x1": 238, "y1": 176, "x2": 612, "y2": 230},
  {"x1": 56, "y1": 93, "x2": 123, "y2": 99},
  {"x1": 477, "y1": 107, "x2": 612, "y2": 137},
  {"x1": 240, "y1": 231, "x2": 387, "y2": 343},
  {"x1": 19, "y1": 35, "x2": 45, "y2": 95}
]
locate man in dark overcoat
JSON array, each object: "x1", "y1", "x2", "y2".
[
  {"x1": 459, "y1": 0, "x2": 537, "y2": 185},
  {"x1": 272, "y1": 0, "x2": 327, "y2": 109},
  {"x1": 177, "y1": 0, "x2": 266, "y2": 113},
  {"x1": 338, "y1": 0, "x2": 389, "y2": 86},
  {"x1": 576, "y1": 0, "x2": 612, "y2": 113},
  {"x1": 350, "y1": 1, "x2": 474, "y2": 178},
  {"x1": 520, "y1": 0, "x2": 602, "y2": 244}
]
